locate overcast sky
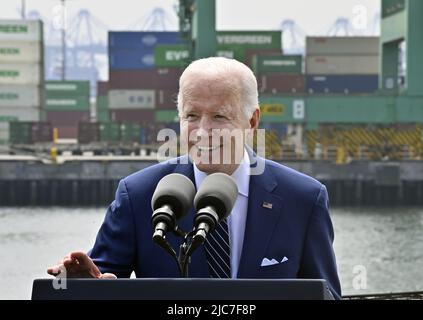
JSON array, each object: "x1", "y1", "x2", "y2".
[{"x1": 2, "y1": 0, "x2": 381, "y2": 35}]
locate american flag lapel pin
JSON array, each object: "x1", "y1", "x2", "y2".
[{"x1": 262, "y1": 202, "x2": 273, "y2": 209}]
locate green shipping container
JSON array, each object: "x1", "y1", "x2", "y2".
[
  {"x1": 120, "y1": 123, "x2": 141, "y2": 142},
  {"x1": 217, "y1": 31, "x2": 282, "y2": 50},
  {"x1": 259, "y1": 96, "x2": 306, "y2": 123},
  {"x1": 216, "y1": 45, "x2": 246, "y2": 61},
  {"x1": 46, "y1": 96, "x2": 90, "y2": 111},
  {"x1": 252, "y1": 55, "x2": 302, "y2": 74},
  {"x1": 306, "y1": 96, "x2": 396, "y2": 124},
  {"x1": 155, "y1": 45, "x2": 190, "y2": 68},
  {"x1": 155, "y1": 110, "x2": 179, "y2": 123},
  {"x1": 99, "y1": 122, "x2": 120, "y2": 142},
  {"x1": 96, "y1": 95, "x2": 108, "y2": 110},
  {"x1": 9, "y1": 121, "x2": 32, "y2": 144},
  {"x1": 382, "y1": 0, "x2": 405, "y2": 18},
  {"x1": 45, "y1": 81, "x2": 90, "y2": 97},
  {"x1": 97, "y1": 110, "x2": 109, "y2": 122}
]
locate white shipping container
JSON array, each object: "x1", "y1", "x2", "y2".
[
  {"x1": 0, "y1": 63, "x2": 41, "y2": 85},
  {"x1": 0, "y1": 41, "x2": 41, "y2": 62},
  {"x1": 0, "y1": 85, "x2": 41, "y2": 107},
  {"x1": 0, "y1": 122, "x2": 9, "y2": 142},
  {"x1": 0, "y1": 106, "x2": 40, "y2": 121},
  {"x1": 306, "y1": 37, "x2": 380, "y2": 56},
  {"x1": 108, "y1": 90, "x2": 155, "y2": 109},
  {"x1": 0, "y1": 20, "x2": 42, "y2": 42},
  {"x1": 306, "y1": 56, "x2": 379, "y2": 75}
]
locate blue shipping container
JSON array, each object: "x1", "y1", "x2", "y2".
[
  {"x1": 109, "y1": 32, "x2": 184, "y2": 50},
  {"x1": 109, "y1": 48, "x2": 156, "y2": 70},
  {"x1": 306, "y1": 75, "x2": 379, "y2": 94}
]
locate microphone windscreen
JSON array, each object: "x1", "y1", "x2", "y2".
[
  {"x1": 194, "y1": 173, "x2": 238, "y2": 220},
  {"x1": 151, "y1": 173, "x2": 196, "y2": 220}
]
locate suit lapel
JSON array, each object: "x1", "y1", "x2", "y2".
[{"x1": 237, "y1": 156, "x2": 285, "y2": 278}]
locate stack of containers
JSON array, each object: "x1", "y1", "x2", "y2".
[
  {"x1": 252, "y1": 54, "x2": 305, "y2": 94},
  {"x1": 0, "y1": 19, "x2": 44, "y2": 144},
  {"x1": 45, "y1": 80, "x2": 90, "y2": 138},
  {"x1": 96, "y1": 81, "x2": 109, "y2": 122},
  {"x1": 306, "y1": 37, "x2": 379, "y2": 94},
  {"x1": 108, "y1": 31, "x2": 185, "y2": 143}
]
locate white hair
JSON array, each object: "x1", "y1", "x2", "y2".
[{"x1": 177, "y1": 57, "x2": 259, "y2": 119}]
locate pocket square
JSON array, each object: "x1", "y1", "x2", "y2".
[
  {"x1": 281, "y1": 256, "x2": 289, "y2": 263},
  {"x1": 260, "y1": 258, "x2": 279, "y2": 267}
]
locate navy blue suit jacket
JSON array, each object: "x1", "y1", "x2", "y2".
[{"x1": 88, "y1": 153, "x2": 342, "y2": 299}]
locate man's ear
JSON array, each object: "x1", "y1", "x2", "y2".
[{"x1": 249, "y1": 108, "x2": 260, "y2": 130}]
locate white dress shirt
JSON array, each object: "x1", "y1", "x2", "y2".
[{"x1": 193, "y1": 150, "x2": 250, "y2": 278}]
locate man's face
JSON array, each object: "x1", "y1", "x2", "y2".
[{"x1": 179, "y1": 76, "x2": 257, "y2": 175}]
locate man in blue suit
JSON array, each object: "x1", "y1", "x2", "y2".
[{"x1": 48, "y1": 57, "x2": 341, "y2": 299}]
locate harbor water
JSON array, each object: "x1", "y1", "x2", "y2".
[{"x1": 0, "y1": 206, "x2": 422, "y2": 300}]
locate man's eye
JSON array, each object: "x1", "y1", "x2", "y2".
[
  {"x1": 214, "y1": 115, "x2": 227, "y2": 120},
  {"x1": 186, "y1": 114, "x2": 198, "y2": 120}
]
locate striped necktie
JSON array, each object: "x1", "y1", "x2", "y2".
[{"x1": 204, "y1": 218, "x2": 231, "y2": 278}]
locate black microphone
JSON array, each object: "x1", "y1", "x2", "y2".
[
  {"x1": 192, "y1": 173, "x2": 238, "y2": 244},
  {"x1": 151, "y1": 173, "x2": 195, "y2": 241}
]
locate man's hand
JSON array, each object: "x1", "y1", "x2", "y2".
[{"x1": 47, "y1": 251, "x2": 117, "y2": 279}]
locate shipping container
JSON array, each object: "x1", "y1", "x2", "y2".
[
  {"x1": 78, "y1": 122, "x2": 99, "y2": 144},
  {"x1": 216, "y1": 46, "x2": 245, "y2": 61},
  {"x1": 46, "y1": 110, "x2": 90, "y2": 126},
  {"x1": 0, "y1": 85, "x2": 41, "y2": 107},
  {"x1": 0, "y1": 20, "x2": 42, "y2": 42},
  {"x1": 258, "y1": 74, "x2": 306, "y2": 94},
  {"x1": 109, "y1": 48, "x2": 156, "y2": 70},
  {"x1": 0, "y1": 106, "x2": 40, "y2": 121},
  {"x1": 96, "y1": 110, "x2": 109, "y2": 122},
  {"x1": 306, "y1": 37, "x2": 379, "y2": 56},
  {"x1": 97, "y1": 81, "x2": 109, "y2": 96},
  {"x1": 253, "y1": 54, "x2": 302, "y2": 74},
  {"x1": 382, "y1": 0, "x2": 405, "y2": 18},
  {"x1": 108, "y1": 90, "x2": 155, "y2": 109},
  {"x1": 109, "y1": 68, "x2": 182, "y2": 89},
  {"x1": 0, "y1": 41, "x2": 41, "y2": 62},
  {"x1": 306, "y1": 56, "x2": 379, "y2": 75},
  {"x1": 244, "y1": 48, "x2": 282, "y2": 67},
  {"x1": 0, "y1": 122, "x2": 9, "y2": 143},
  {"x1": 120, "y1": 123, "x2": 142, "y2": 142},
  {"x1": 217, "y1": 31, "x2": 282, "y2": 50},
  {"x1": 31, "y1": 122, "x2": 53, "y2": 142},
  {"x1": 109, "y1": 110, "x2": 155, "y2": 123},
  {"x1": 96, "y1": 95, "x2": 108, "y2": 110},
  {"x1": 45, "y1": 96, "x2": 90, "y2": 111},
  {"x1": 99, "y1": 122, "x2": 121, "y2": 142},
  {"x1": 156, "y1": 89, "x2": 178, "y2": 110},
  {"x1": 0, "y1": 63, "x2": 41, "y2": 85},
  {"x1": 155, "y1": 110, "x2": 179, "y2": 123},
  {"x1": 55, "y1": 126, "x2": 78, "y2": 139},
  {"x1": 8, "y1": 121, "x2": 52, "y2": 144},
  {"x1": 108, "y1": 31, "x2": 183, "y2": 49},
  {"x1": 306, "y1": 75, "x2": 379, "y2": 94},
  {"x1": 259, "y1": 96, "x2": 306, "y2": 123},
  {"x1": 154, "y1": 44, "x2": 191, "y2": 68},
  {"x1": 45, "y1": 80, "x2": 90, "y2": 97}
]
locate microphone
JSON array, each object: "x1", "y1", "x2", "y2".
[
  {"x1": 151, "y1": 173, "x2": 196, "y2": 241},
  {"x1": 192, "y1": 173, "x2": 238, "y2": 244}
]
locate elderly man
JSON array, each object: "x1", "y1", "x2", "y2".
[{"x1": 48, "y1": 57, "x2": 341, "y2": 299}]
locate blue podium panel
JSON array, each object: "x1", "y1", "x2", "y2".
[{"x1": 32, "y1": 278, "x2": 334, "y2": 300}]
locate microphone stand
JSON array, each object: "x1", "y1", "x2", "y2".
[{"x1": 153, "y1": 227, "x2": 205, "y2": 278}]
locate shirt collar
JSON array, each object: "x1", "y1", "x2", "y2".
[{"x1": 193, "y1": 149, "x2": 250, "y2": 197}]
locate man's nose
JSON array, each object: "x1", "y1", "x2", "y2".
[{"x1": 197, "y1": 116, "x2": 214, "y2": 133}]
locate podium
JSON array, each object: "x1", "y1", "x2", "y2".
[{"x1": 32, "y1": 278, "x2": 334, "y2": 300}]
